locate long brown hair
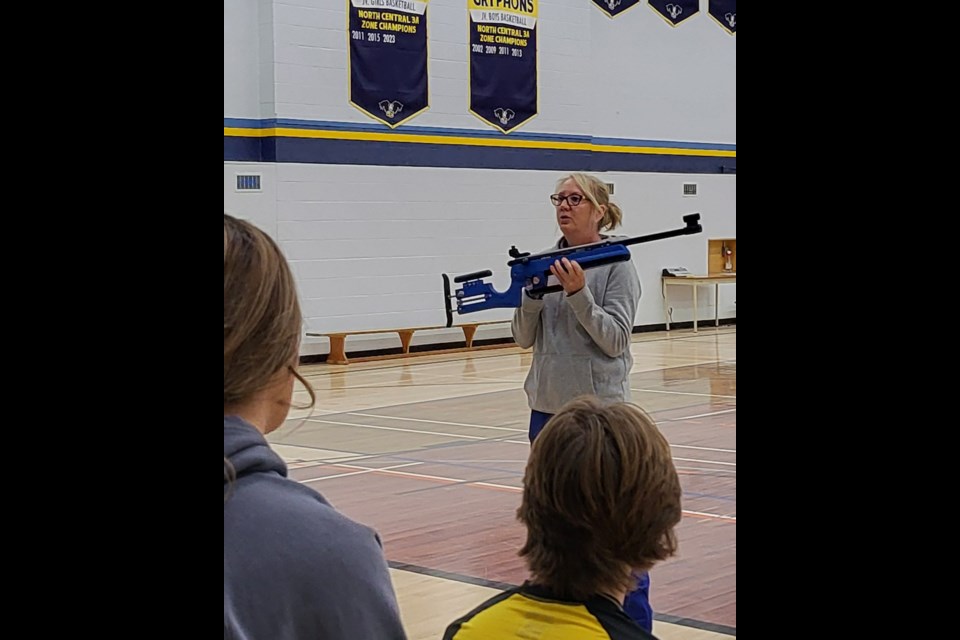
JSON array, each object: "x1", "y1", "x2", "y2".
[
  {"x1": 517, "y1": 396, "x2": 681, "y2": 600},
  {"x1": 224, "y1": 213, "x2": 316, "y2": 493}
]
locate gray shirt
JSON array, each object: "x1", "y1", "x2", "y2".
[{"x1": 511, "y1": 237, "x2": 641, "y2": 413}]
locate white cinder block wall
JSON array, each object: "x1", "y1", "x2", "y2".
[{"x1": 224, "y1": 0, "x2": 736, "y2": 357}]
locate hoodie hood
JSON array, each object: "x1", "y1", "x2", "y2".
[{"x1": 224, "y1": 415, "x2": 287, "y2": 483}]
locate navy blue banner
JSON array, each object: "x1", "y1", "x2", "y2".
[
  {"x1": 708, "y1": 0, "x2": 736, "y2": 34},
  {"x1": 649, "y1": 1, "x2": 699, "y2": 26},
  {"x1": 592, "y1": 0, "x2": 640, "y2": 19},
  {"x1": 348, "y1": 0, "x2": 429, "y2": 127},
  {"x1": 468, "y1": 0, "x2": 538, "y2": 134}
]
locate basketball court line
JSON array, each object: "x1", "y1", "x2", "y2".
[{"x1": 297, "y1": 460, "x2": 735, "y2": 522}]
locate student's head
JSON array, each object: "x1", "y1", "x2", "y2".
[
  {"x1": 223, "y1": 213, "x2": 315, "y2": 432},
  {"x1": 551, "y1": 173, "x2": 623, "y2": 239},
  {"x1": 517, "y1": 396, "x2": 681, "y2": 601}
]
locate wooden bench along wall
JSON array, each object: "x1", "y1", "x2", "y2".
[{"x1": 306, "y1": 320, "x2": 512, "y2": 365}]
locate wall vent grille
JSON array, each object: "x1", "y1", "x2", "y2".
[{"x1": 236, "y1": 174, "x2": 262, "y2": 192}]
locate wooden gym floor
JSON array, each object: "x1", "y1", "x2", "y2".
[{"x1": 273, "y1": 326, "x2": 736, "y2": 639}]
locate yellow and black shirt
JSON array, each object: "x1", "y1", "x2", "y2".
[{"x1": 443, "y1": 582, "x2": 657, "y2": 639}]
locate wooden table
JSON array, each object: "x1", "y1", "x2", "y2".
[{"x1": 661, "y1": 274, "x2": 736, "y2": 333}]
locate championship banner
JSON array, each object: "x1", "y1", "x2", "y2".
[
  {"x1": 468, "y1": 0, "x2": 538, "y2": 134},
  {"x1": 649, "y1": 1, "x2": 699, "y2": 26},
  {"x1": 591, "y1": 0, "x2": 640, "y2": 19},
  {"x1": 348, "y1": 0, "x2": 429, "y2": 127},
  {"x1": 708, "y1": 0, "x2": 736, "y2": 35}
]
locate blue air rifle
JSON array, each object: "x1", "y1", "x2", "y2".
[{"x1": 442, "y1": 213, "x2": 702, "y2": 327}]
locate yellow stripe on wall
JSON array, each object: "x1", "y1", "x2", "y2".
[{"x1": 224, "y1": 126, "x2": 735, "y2": 158}]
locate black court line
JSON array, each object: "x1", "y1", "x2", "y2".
[
  {"x1": 654, "y1": 612, "x2": 736, "y2": 637},
  {"x1": 389, "y1": 559, "x2": 516, "y2": 591},
  {"x1": 389, "y1": 561, "x2": 737, "y2": 637}
]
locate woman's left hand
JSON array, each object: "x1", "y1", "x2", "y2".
[{"x1": 551, "y1": 258, "x2": 585, "y2": 296}]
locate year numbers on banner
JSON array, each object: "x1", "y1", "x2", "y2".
[
  {"x1": 351, "y1": 31, "x2": 396, "y2": 44},
  {"x1": 471, "y1": 44, "x2": 524, "y2": 56}
]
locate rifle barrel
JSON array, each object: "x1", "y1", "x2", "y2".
[{"x1": 619, "y1": 225, "x2": 698, "y2": 247}]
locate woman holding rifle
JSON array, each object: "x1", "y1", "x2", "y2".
[{"x1": 511, "y1": 172, "x2": 656, "y2": 633}]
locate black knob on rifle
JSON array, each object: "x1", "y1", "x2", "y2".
[
  {"x1": 508, "y1": 246, "x2": 530, "y2": 259},
  {"x1": 682, "y1": 213, "x2": 702, "y2": 233},
  {"x1": 453, "y1": 270, "x2": 493, "y2": 283}
]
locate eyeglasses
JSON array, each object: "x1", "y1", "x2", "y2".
[{"x1": 550, "y1": 193, "x2": 585, "y2": 207}]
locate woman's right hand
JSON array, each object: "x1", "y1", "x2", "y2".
[{"x1": 550, "y1": 257, "x2": 585, "y2": 296}]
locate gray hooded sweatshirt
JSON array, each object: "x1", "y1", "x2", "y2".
[
  {"x1": 224, "y1": 416, "x2": 407, "y2": 640},
  {"x1": 511, "y1": 236, "x2": 641, "y2": 413}
]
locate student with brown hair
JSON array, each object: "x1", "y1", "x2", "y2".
[
  {"x1": 223, "y1": 213, "x2": 407, "y2": 640},
  {"x1": 443, "y1": 396, "x2": 682, "y2": 640}
]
